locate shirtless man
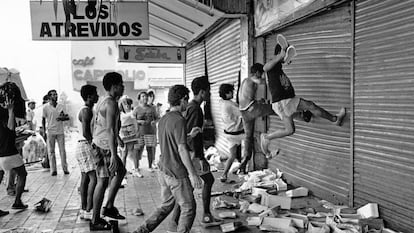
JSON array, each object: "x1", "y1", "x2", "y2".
[
  {"x1": 90, "y1": 72, "x2": 127, "y2": 230},
  {"x1": 238, "y1": 63, "x2": 275, "y2": 174}
]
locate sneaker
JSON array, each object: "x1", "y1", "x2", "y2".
[
  {"x1": 277, "y1": 34, "x2": 289, "y2": 50},
  {"x1": 64, "y1": 171, "x2": 70, "y2": 175},
  {"x1": 79, "y1": 209, "x2": 85, "y2": 219},
  {"x1": 260, "y1": 133, "x2": 270, "y2": 156},
  {"x1": 0, "y1": 209, "x2": 9, "y2": 217},
  {"x1": 284, "y1": 45, "x2": 297, "y2": 65},
  {"x1": 102, "y1": 206, "x2": 125, "y2": 220},
  {"x1": 302, "y1": 110, "x2": 312, "y2": 122},
  {"x1": 90, "y1": 218, "x2": 111, "y2": 231},
  {"x1": 51, "y1": 171, "x2": 57, "y2": 176},
  {"x1": 335, "y1": 107, "x2": 346, "y2": 126},
  {"x1": 267, "y1": 149, "x2": 280, "y2": 160},
  {"x1": 132, "y1": 208, "x2": 144, "y2": 216},
  {"x1": 219, "y1": 175, "x2": 227, "y2": 183},
  {"x1": 83, "y1": 211, "x2": 92, "y2": 220},
  {"x1": 133, "y1": 170, "x2": 144, "y2": 178}
]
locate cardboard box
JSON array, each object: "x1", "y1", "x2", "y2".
[
  {"x1": 246, "y1": 216, "x2": 262, "y2": 226},
  {"x1": 285, "y1": 187, "x2": 308, "y2": 197},
  {"x1": 260, "y1": 193, "x2": 291, "y2": 209},
  {"x1": 308, "y1": 222, "x2": 330, "y2": 233},
  {"x1": 357, "y1": 203, "x2": 379, "y2": 218},
  {"x1": 261, "y1": 217, "x2": 292, "y2": 229},
  {"x1": 359, "y1": 218, "x2": 384, "y2": 233}
]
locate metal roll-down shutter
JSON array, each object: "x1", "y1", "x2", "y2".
[
  {"x1": 265, "y1": 3, "x2": 352, "y2": 204},
  {"x1": 206, "y1": 19, "x2": 241, "y2": 156},
  {"x1": 354, "y1": 0, "x2": 414, "y2": 231}
]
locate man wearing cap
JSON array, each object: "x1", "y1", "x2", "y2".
[
  {"x1": 26, "y1": 100, "x2": 36, "y2": 131},
  {"x1": 171, "y1": 76, "x2": 221, "y2": 226}
]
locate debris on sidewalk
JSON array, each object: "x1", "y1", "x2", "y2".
[
  {"x1": 211, "y1": 167, "x2": 401, "y2": 233},
  {"x1": 218, "y1": 211, "x2": 237, "y2": 219},
  {"x1": 220, "y1": 221, "x2": 243, "y2": 232}
]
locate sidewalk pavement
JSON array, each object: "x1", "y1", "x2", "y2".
[{"x1": 0, "y1": 131, "x2": 318, "y2": 232}]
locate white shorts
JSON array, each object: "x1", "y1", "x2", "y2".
[
  {"x1": 225, "y1": 134, "x2": 244, "y2": 147},
  {"x1": 272, "y1": 96, "x2": 301, "y2": 120},
  {"x1": 0, "y1": 154, "x2": 24, "y2": 171}
]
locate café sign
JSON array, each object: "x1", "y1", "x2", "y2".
[
  {"x1": 30, "y1": 1, "x2": 149, "y2": 40},
  {"x1": 119, "y1": 45, "x2": 186, "y2": 64}
]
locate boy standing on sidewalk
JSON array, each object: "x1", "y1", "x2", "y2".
[
  {"x1": 90, "y1": 72, "x2": 127, "y2": 230},
  {"x1": 75, "y1": 84, "x2": 99, "y2": 221},
  {"x1": 260, "y1": 34, "x2": 346, "y2": 155},
  {"x1": 133, "y1": 85, "x2": 202, "y2": 233}
]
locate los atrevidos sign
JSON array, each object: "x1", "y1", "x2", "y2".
[
  {"x1": 118, "y1": 45, "x2": 186, "y2": 64},
  {"x1": 30, "y1": 1, "x2": 149, "y2": 40}
]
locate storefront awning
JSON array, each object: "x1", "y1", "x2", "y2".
[{"x1": 122, "y1": 0, "x2": 225, "y2": 47}]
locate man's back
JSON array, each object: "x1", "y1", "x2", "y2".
[
  {"x1": 158, "y1": 111, "x2": 188, "y2": 179},
  {"x1": 238, "y1": 77, "x2": 257, "y2": 110}
]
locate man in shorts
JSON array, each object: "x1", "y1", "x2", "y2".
[
  {"x1": 218, "y1": 83, "x2": 244, "y2": 182},
  {"x1": 260, "y1": 34, "x2": 346, "y2": 155},
  {"x1": 133, "y1": 85, "x2": 202, "y2": 233},
  {"x1": 90, "y1": 72, "x2": 127, "y2": 230},
  {"x1": 75, "y1": 84, "x2": 99, "y2": 221}
]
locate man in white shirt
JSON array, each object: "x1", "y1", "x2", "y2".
[
  {"x1": 26, "y1": 100, "x2": 36, "y2": 131},
  {"x1": 42, "y1": 90, "x2": 69, "y2": 176}
]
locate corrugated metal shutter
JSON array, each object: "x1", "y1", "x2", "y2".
[
  {"x1": 265, "y1": 3, "x2": 351, "y2": 204},
  {"x1": 206, "y1": 19, "x2": 241, "y2": 156},
  {"x1": 354, "y1": 0, "x2": 414, "y2": 231},
  {"x1": 185, "y1": 42, "x2": 206, "y2": 87}
]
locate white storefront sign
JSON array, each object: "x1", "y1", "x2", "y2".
[{"x1": 30, "y1": 1, "x2": 149, "y2": 40}]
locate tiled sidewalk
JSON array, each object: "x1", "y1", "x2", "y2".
[{"x1": 0, "y1": 133, "x2": 318, "y2": 233}]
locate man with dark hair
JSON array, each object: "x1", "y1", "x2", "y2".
[
  {"x1": 90, "y1": 72, "x2": 126, "y2": 230},
  {"x1": 40, "y1": 94, "x2": 50, "y2": 169},
  {"x1": 260, "y1": 34, "x2": 346, "y2": 155},
  {"x1": 42, "y1": 89, "x2": 69, "y2": 176},
  {"x1": 76, "y1": 84, "x2": 99, "y2": 221},
  {"x1": 171, "y1": 76, "x2": 221, "y2": 226},
  {"x1": 133, "y1": 85, "x2": 202, "y2": 233},
  {"x1": 238, "y1": 63, "x2": 276, "y2": 174},
  {"x1": 219, "y1": 83, "x2": 244, "y2": 182}
]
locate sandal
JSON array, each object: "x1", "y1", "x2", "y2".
[
  {"x1": 90, "y1": 218, "x2": 111, "y2": 231},
  {"x1": 202, "y1": 213, "x2": 222, "y2": 224},
  {"x1": 0, "y1": 209, "x2": 9, "y2": 217},
  {"x1": 12, "y1": 203, "x2": 28, "y2": 209}
]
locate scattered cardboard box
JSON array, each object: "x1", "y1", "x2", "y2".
[
  {"x1": 220, "y1": 221, "x2": 243, "y2": 233},
  {"x1": 308, "y1": 222, "x2": 330, "y2": 233},
  {"x1": 218, "y1": 211, "x2": 237, "y2": 219},
  {"x1": 359, "y1": 218, "x2": 384, "y2": 233},
  {"x1": 261, "y1": 217, "x2": 292, "y2": 229},
  {"x1": 246, "y1": 216, "x2": 262, "y2": 226},
  {"x1": 261, "y1": 192, "x2": 291, "y2": 209},
  {"x1": 248, "y1": 203, "x2": 268, "y2": 214},
  {"x1": 275, "y1": 179, "x2": 287, "y2": 191},
  {"x1": 285, "y1": 187, "x2": 308, "y2": 197},
  {"x1": 357, "y1": 203, "x2": 379, "y2": 219}
]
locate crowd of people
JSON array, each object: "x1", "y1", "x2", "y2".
[{"x1": 0, "y1": 34, "x2": 347, "y2": 232}]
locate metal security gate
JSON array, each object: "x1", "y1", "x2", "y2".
[
  {"x1": 185, "y1": 42, "x2": 206, "y2": 87},
  {"x1": 264, "y1": 3, "x2": 352, "y2": 204},
  {"x1": 354, "y1": 0, "x2": 414, "y2": 231},
  {"x1": 206, "y1": 19, "x2": 241, "y2": 156}
]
